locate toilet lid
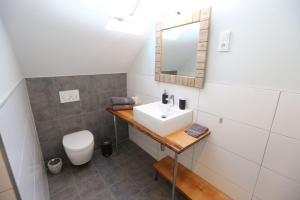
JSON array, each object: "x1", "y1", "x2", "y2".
[{"x1": 63, "y1": 130, "x2": 94, "y2": 151}]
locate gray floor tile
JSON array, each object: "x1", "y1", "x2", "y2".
[
  {"x1": 50, "y1": 186, "x2": 80, "y2": 200},
  {"x1": 72, "y1": 163, "x2": 98, "y2": 182},
  {"x1": 48, "y1": 140, "x2": 187, "y2": 200},
  {"x1": 93, "y1": 154, "x2": 119, "y2": 169},
  {"x1": 130, "y1": 191, "x2": 153, "y2": 200},
  {"x1": 48, "y1": 172, "x2": 75, "y2": 195},
  {"x1": 97, "y1": 164, "x2": 129, "y2": 186},
  {"x1": 129, "y1": 168, "x2": 154, "y2": 188},
  {"x1": 76, "y1": 174, "x2": 107, "y2": 199},
  {"x1": 85, "y1": 188, "x2": 116, "y2": 200},
  {"x1": 109, "y1": 178, "x2": 140, "y2": 200}
]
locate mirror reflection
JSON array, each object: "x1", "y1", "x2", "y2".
[{"x1": 161, "y1": 22, "x2": 200, "y2": 77}]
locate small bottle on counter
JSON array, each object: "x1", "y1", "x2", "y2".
[{"x1": 162, "y1": 90, "x2": 168, "y2": 104}]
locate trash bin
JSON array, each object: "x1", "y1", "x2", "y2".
[
  {"x1": 101, "y1": 138, "x2": 113, "y2": 157},
  {"x1": 48, "y1": 158, "x2": 62, "y2": 174}
]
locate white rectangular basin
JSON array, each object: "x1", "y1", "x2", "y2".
[{"x1": 133, "y1": 101, "x2": 193, "y2": 137}]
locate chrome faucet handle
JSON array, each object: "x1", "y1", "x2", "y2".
[{"x1": 168, "y1": 94, "x2": 175, "y2": 105}]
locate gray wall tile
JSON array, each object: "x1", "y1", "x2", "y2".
[
  {"x1": 35, "y1": 120, "x2": 62, "y2": 142},
  {"x1": 57, "y1": 101, "x2": 82, "y2": 118},
  {"x1": 81, "y1": 93, "x2": 99, "y2": 113},
  {"x1": 59, "y1": 115, "x2": 83, "y2": 135},
  {"x1": 26, "y1": 74, "x2": 128, "y2": 162}
]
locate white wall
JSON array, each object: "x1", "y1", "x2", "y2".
[
  {"x1": 204, "y1": 0, "x2": 300, "y2": 91},
  {"x1": 0, "y1": 20, "x2": 22, "y2": 106},
  {"x1": 0, "y1": 18, "x2": 49, "y2": 200},
  {"x1": 127, "y1": 0, "x2": 300, "y2": 199},
  {"x1": 0, "y1": 0, "x2": 148, "y2": 78}
]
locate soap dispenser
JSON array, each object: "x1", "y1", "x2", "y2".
[{"x1": 162, "y1": 90, "x2": 168, "y2": 104}]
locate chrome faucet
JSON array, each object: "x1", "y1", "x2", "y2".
[{"x1": 168, "y1": 94, "x2": 175, "y2": 106}]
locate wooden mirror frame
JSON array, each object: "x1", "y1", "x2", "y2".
[{"x1": 155, "y1": 7, "x2": 211, "y2": 88}]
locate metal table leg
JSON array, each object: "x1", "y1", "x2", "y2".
[
  {"x1": 154, "y1": 171, "x2": 159, "y2": 181},
  {"x1": 113, "y1": 115, "x2": 118, "y2": 152},
  {"x1": 172, "y1": 153, "x2": 178, "y2": 200}
]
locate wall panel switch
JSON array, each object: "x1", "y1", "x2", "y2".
[
  {"x1": 218, "y1": 31, "x2": 231, "y2": 52},
  {"x1": 59, "y1": 89, "x2": 80, "y2": 103},
  {"x1": 220, "y1": 31, "x2": 231, "y2": 41}
]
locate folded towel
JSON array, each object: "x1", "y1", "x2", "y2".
[
  {"x1": 185, "y1": 123, "x2": 208, "y2": 138},
  {"x1": 111, "y1": 97, "x2": 135, "y2": 105},
  {"x1": 111, "y1": 104, "x2": 133, "y2": 111}
]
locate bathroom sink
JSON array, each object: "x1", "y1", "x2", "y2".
[{"x1": 133, "y1": 101, "x2": 193, "y2": 137}]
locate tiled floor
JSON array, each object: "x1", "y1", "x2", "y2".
[{"x1": 48, "y1": 140, "x2": 187, "y2": 200}]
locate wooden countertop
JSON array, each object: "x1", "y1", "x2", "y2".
[{"x1": 106, "y1": 108, "x2": 210, "y2": 154}]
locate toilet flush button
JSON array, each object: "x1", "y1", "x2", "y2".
[{"x1": 59, "y1": 89, "x2": 80, "y2": 103}]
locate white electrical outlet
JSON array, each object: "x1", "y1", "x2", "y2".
[
  {"x1": 218, "y1": 40, "x2": 230, "y2": 51},
  {"x1": 59, "y1": 90, "x2": 80, "y2": 103}
]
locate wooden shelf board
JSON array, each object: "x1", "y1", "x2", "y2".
[
  {"x1": 153, "y1": 156, "x2": 231, "y2": 200},
  {"x1": 106, "y1": 108, "x2": 210, "y2": 154}
]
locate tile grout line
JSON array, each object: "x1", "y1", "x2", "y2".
[
  {"x1": 204, "y1": 140, "x2": 263, "y2": 166},
  {"x1": 96, "y1": 146, "x2": 137, "y2": 195},
  {"x1": 190, "y1": 83, "x2": 202, "y2": 172},
  {"x1": 94, "y1": 145, "x2": 149, "y2": 199},
  {"x1": 197, "y1": 159, "x2": 253, "y2": 195},
  {"x1": 250, "y1": 91, "x2": 282, "y2": 199},
  {"x1": 195, "y1": 108, "x2": 274, "y2": 132},
  {"x1": 91, "y1": 164, "x2": 117, "y2": 199},
  {"x1": 271, "y1": 131, "x2": 300, "y2": 142},
  {"x1": 70, "y1": 169, "x2": 82, "y2": 200},
  {"x1": 261, "y1": 165, "x2": 300, "y2": 185},
  {"x1": 132, "y1": 72, "x2": 300, "y2": 94},
  {"x1": 0, "y1": 188, "x2": 15, "y2": 194}
]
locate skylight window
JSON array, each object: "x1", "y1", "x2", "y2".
[{"x1": 105, "y1": 0, "x2": 145, "y2": 35}]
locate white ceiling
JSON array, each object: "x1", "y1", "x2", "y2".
[{"x1": 0, "y1": 0, "x2": 207, "y2": 77}]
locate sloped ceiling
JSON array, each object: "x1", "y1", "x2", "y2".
[
  {"x1": 0, "y1": 0, "x2": 206, "y2": 78},
  {"x1": 0, "y1": 0, "x2": 151, "y2": 77}
]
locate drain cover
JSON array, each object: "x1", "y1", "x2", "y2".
[{"x1": 161, "y1": 115, "x2": 167, "y2": 119}]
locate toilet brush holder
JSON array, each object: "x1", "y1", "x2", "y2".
[
  {"x1": 48, "y1": 158, "x2": 62, "y2": 174},
  {"x1": 101, "y1": 138, "x2": 113, "y2": 157}
]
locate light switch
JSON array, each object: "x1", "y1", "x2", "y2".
[
  {"x1": 59, "y1": 90, "x2": 80, "y2": 103},
  {"x1": 220, "y1": 31, "x2": 231, "y2": 41},
  {"x1": 218, "y1": 31, "x2": 231, "y2": 52}
]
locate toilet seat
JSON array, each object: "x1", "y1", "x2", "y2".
[{"x1": 63, "y1": 130, "x2": 93, "y2": 151}]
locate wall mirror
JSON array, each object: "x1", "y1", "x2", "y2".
[
  {"x1": 161, "y1": 22, "x2": 200, "y2": 77},
  {"x1": 155, "y1": 8, "x2": 211, "y2": 88}
]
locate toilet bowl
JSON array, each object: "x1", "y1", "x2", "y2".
[{"x1": 63, "y1": 130, "x2": 94, "y2": 165}]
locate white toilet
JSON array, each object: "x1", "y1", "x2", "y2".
[{"x1": 62, "y1": 130, "x2": 94, "y2": 165}]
